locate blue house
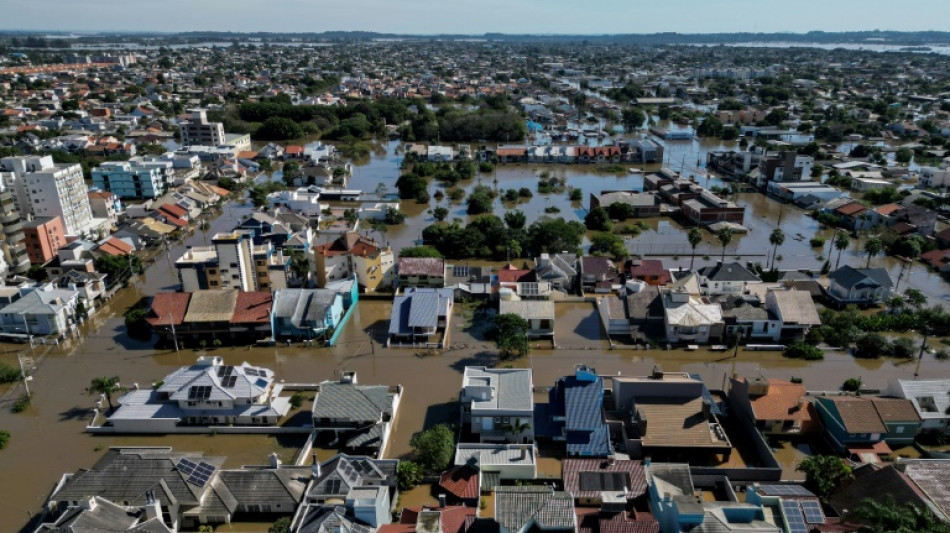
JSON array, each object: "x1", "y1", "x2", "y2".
[
  {"x1": 536, "y1": 365, "x2": 612, "y2": 457},
  {"x1": 235, "y1": 212, "x2": 293, "y2": 247},
  {"x1": 814, "y1": 396, "x2": 921, "y2": 457},
  {"x1": 272, "y1": 283, "x2": 357, "y2": 340}
]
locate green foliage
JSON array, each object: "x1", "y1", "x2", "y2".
[
  {"x1": 95, "y1": 254, "x2": 142, "y2": 287},
  {"x1": 89, "y1": 376, "x2": 123, "y2": 410},
  {"x1": 783, "y1": 341, "x2": 824, "y2": 361},
  {"x1": 854, "y1": 332, "x2": 892, "y2": 358},
  {"x1": 410, "y1": 424, "x2": 455, "y2": 473},
  {"x1": 11, "y1": 396, "x2": 29, "y2": 414},
  {"x1": 584, "y1": 207, "x2": 612, "y2": 231},
  {"x1": 289, "y1": 393, "x2": 306, "y2": 409},
  {"x1": 0, "y1": 362, "x2": 20, "y2": 384},
  {"x1": 400, "y1": 246, "x2": 443, "y2": 258},
  {"x1": 0, "y1": 429, "x2": 9, "y2": 450},
  {"x1": 504, "y1": 210, "x2": 527, "y2": 230},
  {"x1": 255, "y1": 116, "x2": 304, "y2": 141},
  {"x1": 466, "y1": 185, "x2": 494, "y2": 215},
  {"x1": 796, "y1": 455, "x2": 852, "y2": 499},
  {"x1": 528, "y1": 218, "x2": 586, "y2": 255},
  {"x1": 479, "y1": 162, "x2": 494, "y2": 173},
  {"x1": 433, "y1": 206, "x2": 449, "y2": 221},
  {"x1": 853, "y1": 497, "x2": 950, "y2": 533},
  {"x1": 863, "y1": 186, "x2": 907, "y2": 205},
  {"x1": 495, "y1": 313, "x2": 529, "y2": 357},
  {"x1": 384, "y1": 207, "x2": 407, "y2": 225},
  {"x1": 439, "y1": 109, "x2": 525, "y2": 143},
  {"x1": 395, "y1": 173, "x2": 429, "y2": 202},
  {"x1": 269, "y1": 516, "x2": 292, "y2": 533},
  {"x1": 537, "y1": 175, "x2": 564, "y2": 195},
  {"x1": 397, "y1": 460, "x2": 424, "y2": 491},
  {"x1": 697, "y1": 114, "x2": 725, "y2": 137},
  {"x1": 621, "y1": 107, "x2": 646, "y2": 131},
  {"x1": 249, "y1": 181, "x2": 285, "y2": 208},
  {"x1": 569, "y1": 188, "x2": 583, "y2": 202},
  {"x1": 447, "y1": 188, "x2": 466, "y2": 202},
  {"x1": 589, "y1": 232, "x2": 627, "y2": 261},
  {"x1": 843, "y1": 377, "x2": 863, "y2": 392},
  {"x1": 896, "y1": 147, "x2": 913, "y2": 164}
]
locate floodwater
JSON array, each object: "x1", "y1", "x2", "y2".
[{"x1": 3, "y1": 140, "x2": 950, "y2": 532}]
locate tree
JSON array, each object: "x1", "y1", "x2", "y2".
[
  {"x1": 410, "y1": 424, "x2": 455, "y2": 473},
  {"x1": 95, "y1": 255, "x2": 142, "y2": 287},
  {"x1": 621, "y1": 107, "x2": 646, "y2": 131},
  {"x1": 834, "y1": 231, "x2": 851, "y2": 270},
  {"x1": 504, "y1": 210, "x2": 527, "y2": 230},
  {"x1": 843, "y1": 377, "x2": 863, "y2": 392},
  {"x1": 527, "y1": 218, "x2": 586, "y2": 255},
  {"x1": 796, "y1": 455, "x2": 853, "y2": 499},
  {"x1": 589, "y1": 232, "x2": 627, "y2": 262},
  {"x1": 853, "y1": 497, "x2": 950, "y2": 533},
  {"x1": 904, "y1": 288, "x2": 927, "y2": 310},
  {"x1": 495, "y1": 313, "x2": 529, "y2": 357},
  {"x1": 784, "y1": 341, "x2": 824, "y2": 361},
  {"x1": 768, "y1": 228, "x2": 785, "y2": 270},
  {"x1": 896, "y1": 147, "x2": 913, "y2": 164},
  {"x1": 688, "y1": 227, "x2": 703, "y2": 271},
  {"x1": 466, "y1": 185, "x2": 493, "y2": 215},
  {"x1": 384, "y1": 207, "x2": 407, "y2": 225},
  {"x1": 88, "y1": 376, "x2": 122, "y2": 412},
  {"x1": 255, "y1": 116, "x2": 303, "y2": 141},
  {"x1": 395, "y1": 173, "x2": 429, "y2": 202},
  {"x1": 0, "y1": 429, "x2": 8, "y2": 450},
  {"x1": 854, "y1": 332, "x2": 891, "y2": 358},
  {"x1": 717, "y1": 227, "x2": 734, "y2": 262},
  {"x1": 433, "y1": 206, "x2": 449, "y2": 221},
  {"x1": 865, "y1": 237, "x2": 884, "y2": 268},
  {"x1": 400, "y1": 246, "x2": 442, "y2": 258},
  {"x1": 502, "y1": 419, "x2": 532, "y2": 441},
  {"x1": 282, "y1": 161, "x2": 300, "y2": 187},
  {"x1": 269, "y1": 517, "x2": 292, "y2": 533},
  {"x1": 584, "y1": 207, "x2": 612, "y2": 231},
  {"x1": 290, "y1": 250, "x2": 310, "y2": 283},
  {"x1": 397, "y1": 460, "x2": 424, "y2": 491}
]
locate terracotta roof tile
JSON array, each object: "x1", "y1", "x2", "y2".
[
  {"x1": 146, "y1": 292, "x2": 191, "y2": 326},
  {"x1": 231, "y1": 291, "x2": 273, "y2": 324},
  {"x1": 439, "y1": 465, "x2": 480, "y2": 500}
]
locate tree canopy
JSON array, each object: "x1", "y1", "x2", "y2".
[{"x1": 410, "y1": 424, "x2": 455, "y2": 473}]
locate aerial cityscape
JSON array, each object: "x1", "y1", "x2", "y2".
[{"x1": 2, "y1": 4, "x2": 950, "y2": 533}]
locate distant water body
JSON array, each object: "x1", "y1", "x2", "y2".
[{"x1": 695, "y1": 41, "x2": 950, "y2": 55}]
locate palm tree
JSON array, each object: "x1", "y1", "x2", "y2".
[
  {"x1": 717, "y1": 227, "x2": 734, "y2": 263},
  {"x1": 833, "y1": 231, "x2": 851, "y2": 270},
  {"x1": 88, "y1": 376, "x2": 123, "y2": 412},
  {"x1": 768, "y1": 228, "x2": 785, "y2": 270},
  {"x1": 864, "y1": 237, "x2": 884, "y2": 268},
  {"x1": 688, "y1": 227, "x2": 703, "y2": 271},
  {"x1": 502, "y1": 419, "x2": 533, "y2": 442}
]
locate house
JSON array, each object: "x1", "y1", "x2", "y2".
[
  {"x1": 397, "y1": 257, "x2": 445, "y2": 288},
  {"x1": 763, "y1": 289, "x2": 820, "y2": 340},
  {"x1": 498, "y1": 299, "x2": 554, "y2": 339},
  {"x1": 272, "y1": 287, "x2": 354, "y2": 341},
  {"x1": 293, "y1": 453, "x2": 398, "y2": 532},
  {"x1": 229, "y1": 291, "x2": 273, "y2": 341},
  {"x1": 536, "y1": 366, "x2": 611, "y2": 457},
  {"x1": 378, "y1": 506, "x2": 479, "y2": 533},
  {"x1": 535, "y1": 253, "x2": 578, "y2": 293},
  {"x1": 829, "y1": 464, "x2": 938, "y2": 523},
  {"x1": 460, "y1": 367, "x2": 534, "y2": 444},
  {"x1": 626, "y1": 259, "x2": 671, "y2": 286},
  {"x1": 745, "y1": 484, "x2": 831, "y2": 533},
  {"x1": 885, "y1": 379, "x2": 950, "y2": 436},
  {"x1": 107, "y1": 355, "x2": 290, "y2": 432},
  {"x1": 22, "y1": 216, "x2": 67, "y2": 264},
  {"x1": 438, "y1": 465, "x2": 480, "y2": 505},
  {"x1": 453, "y1": 443, "x2": 537, "y2": 489},
  {"x1": 589, "y1": 191, "x2": 660, "y2": 218},
  {"x1": 388, "y1": 287, "x2": 454, "y2": 348},
  {"x1": 647, "y1": 463, "x2": 777, "y2": 533},
  {"x1": 921, "y1": 249, "x2": 950, "y2": 273},
  {"x1": 45, "y1": 447, "x2": 310, "y2": 530},
  {"x1": 696, "y1": 261, "x2": 760, "y2": 296},
  {"x1": 0, "y1": 284, "x2": 80, "y2": 337},
  {"x1": 494, "y1": 486, "x2": 576, "y2": 533},
  {"x1": 814, "y1": 396, "x2": 921, "y2": 459},
  {"x1": 581, "y1": 256, "x2": 622, "y2": 293},
  {"x1": 825, "y1": 265, "x2": 893, "y2": 306},
  {"x1": 681, "y1": 190, "x2": 744, "y2": 226},
  {"x1": 311, "y1": 372, "x2": 401, "y2": 456},
  {"x1": 611, "y1": 371, "x2": 732, "y2": 461},
  {"x1": 314, "y1": 232, "x2": 395, "y2": 292},
  {"x1": 33, "y1": 496, "x2": 173, "y2": 533},
  {"x1": 661, "y1": 278, "x2": 723, "y2": 345},
  {"x1": 444, "y1": 263, "x2": 493, "y2": 300},
  {"x1": 562, "y1": 458, "x2": 647, "y2": 507},
  {"x1": 729, "y1": 376, "x2": 819, "y2": 435}
]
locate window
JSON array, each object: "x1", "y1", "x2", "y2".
[
  {"x1": 503, "y1": 417, "x2": 510, "y2": 424},
  {"x1": 895, "y1": 426, "x2": 905, "y2": 434},
  {"x1": 494, "y1": 417, "x2": 501, "y2": 423}
]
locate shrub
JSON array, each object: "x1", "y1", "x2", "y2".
[
  {"x1": 784, "y1": 341, "x2": 824, "y2": 361},
  {"x1": 842, "y1": 378, "x2": 862, "y2": 392},
  {"x1": 809, "y1": 237, "x2": 825, "y2": 248},
  {"x1": 397, "y1": 460, "x2": 423, "y2": 490},
  {"x1": 0, "y1": 429, "x2": 9, "y2": 450},
  {"x1": 891, "y1": 338, "x2": 917, "y2": 359},
  {"x1": 289, "y1": 393, "x2": 306, "y2": 409}
]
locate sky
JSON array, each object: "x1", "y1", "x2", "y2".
[{"x1": 1, "y1": 0, "x2": 948, "y2": 35}]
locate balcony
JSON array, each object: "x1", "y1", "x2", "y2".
[
  {"x1": 6, "y1": 230, "x2": 24, "y2": 245},
  {"x1": 11, "y1": 256, "x2": 30, "y2": 275},
  {"x1": 0, "y1": 212, "x2": 19, "y2": 225},
  {"x1": 3, "y1": 220, "x2": 23, "y2": 234},
  {"x1": 9, "y1": 242, "x2": 25, "y2": 257}
]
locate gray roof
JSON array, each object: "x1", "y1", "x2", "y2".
[
  {"x1": 313, "y1": 382, "x2": 395, "y2": 424},
  {"x1": 829, "y1": 265, "x2": 893, "y2": 290},
  {"x1": 157, "y1": 358, "x2": 273, "y2": 403},
  {"x1": 51, "y1": 447, "x2": 225, "y2": 508},
  {"x1": 295, "y1": 505, "x2": 373, "y2": 533},
  {"x1": 494, "y1": 486, "x2": 575, "y2": 533},
  {"x1": 274, "y1": 289, "x2": 339, "y2": 328},
  {"x1": 698, "y1": 262, "x2": 761, "y2": 283},
  {"x1": 462, "y1": 367, "x2": 533, "y2": 413},
  {"x1": 35, "y1": 497, "x2": 158, "y2": 533},
  {"x1": 0, "y1": 286, "x2": 77, "y2": 315},
  {"x1": 389, "y1": 288, "x2": 453, "y2": 335},
  {"x1": 307, "y1": 454, "x2": 397, "y2": 501},
  {"x1": 498, "y1": 300, "x2": 554, "y2": 321},
  {"x1": 216, "y1": 466, "x2": 310, "y2": 509}
]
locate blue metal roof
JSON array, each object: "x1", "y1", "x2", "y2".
[{"x1": 552, "y1": 373, "x2": 612, "y2": 456}]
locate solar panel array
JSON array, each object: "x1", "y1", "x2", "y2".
[
  {"x1": 222, "y1": 375, "x2": 238, "y2": 388},
  {"x1": 186, "y1": 461, "x2": 216, "y2": 487},
  {"x1": 245, "y1": 368, "x2": 259, "y2": 377},
  {"x1": 324, "y1": 478, "x2": 342, "y2": 493},
  {"x1": 759, "y1": 484, "x2": 813, "y2": 497},
  {"x1": 188, "y1": 386, "x2": 212, "y2": 400},
  {"x1": 176, "y1": 458, "x2": 197, "y2": 476},
  {"x1": 800, "y1": 500, "x2": 825, "y2": 524},
  {"x1": 783, "y1": 500, "x2": 809, "y2": 533}
]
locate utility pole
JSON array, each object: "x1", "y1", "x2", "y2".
[
  {"x1": 167, "y1": 313, "x2": 179, "y2": 353},
  {"x1": 914, "y1": 331, "x2": 929, "y2": 379},
  {"x1": 18, "y1": 354, "x2": 33, "y2": 398}
]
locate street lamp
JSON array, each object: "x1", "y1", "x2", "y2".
[{"x1": 167, "y1": 313, "x2": 179, "y2": 353}]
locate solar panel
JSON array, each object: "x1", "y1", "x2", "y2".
[
  {"x1": 189, "y1": 385, "x2": 212, "y2": 400},
  {"x1": 259, "y1": 370, "x2": 267, "y2": 378},
  {"x1": 222, "y1": 375, "x2": 237, "y2": 388},
  {"x1": 760, "y1": 484, "x2": 813, "y2": 497},
  {"x1": 245, "y1": 368, "x2": 259, "y2": 377},
  {"x1": 783, "y1": 500, "x2": 808, "y2": 533},
  {"x1": 801, "y1": 501, "x2": 825, "y2": 524},
  {"x1": 176, "y1": 458, "x2": 197, "y2": 476},
  {"x1": 185, "y1": 461, "x2": 216, "y2": 488},
  {"x1": 217, "y1": 365, "x2": 234, "y2": 377}
]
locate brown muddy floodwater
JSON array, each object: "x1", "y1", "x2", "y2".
[{"x1": 3, "y1": 141, "x2": 950, "y2": 532}]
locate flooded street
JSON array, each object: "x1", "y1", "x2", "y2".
[{"x1": 1, "y1": 139, "x2": 949, "y2": 532}]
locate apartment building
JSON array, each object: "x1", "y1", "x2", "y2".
[
  {"x1": 0, "y1": 188, "x2": 29, "y2": 275},
  {"x1": 22, "y1": 216, "x2": 66, "y2": 264},
  {"x1": 92, "y1": 160, "x2": 167, "y2": 199},
  {"x1": 0, "y1": 155, "x2": 94, "y2": 235},
  {"x1": 179, "y1": 109, "x2": 225, "y2": 147},
  {"x1": 175, "y1": 231, "x2": 290, "y2": 292}
]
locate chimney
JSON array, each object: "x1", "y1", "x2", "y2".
[
  {"x1": 651, "y1": 365, "x2": 664, "y2": 380},
  {"x1": 144, "y1": 490, "x2": 161, "y2": 522},
  {"x1": 269, "y1": 452, "x2": 282, "y2": 469},
  {"x1": 312, "y1": 454, "x2": 321, "y2": 478},
  {"x1": 520, "y1": 445, "x2": 527, "y2": 460},
  {"x1": 438, "y1": 493, "x2": 447, "y2": 508}
]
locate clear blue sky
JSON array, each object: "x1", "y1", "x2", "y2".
[{"x1": 1, "y1": 0, "x2": 947, "y2": 34}]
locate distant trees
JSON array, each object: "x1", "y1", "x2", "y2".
[
  {"x1": 400, "y1": 246, "x2": 442, "y2": 258},
  {"x1": 589, "y1": 233, "x2": 627, "y2": 262},
  {"x1": 466, "y1": 185, "x2": 494, "y2": 215},
  {"x1": 255, "y1": 116, "x2": 303, "y2": 141},
  {"x1": 584, "y1": 207, "x2": 611, "y2": 231},
  {"x1": 853, "y1": 497, "x2": 950, "y2": 533}
]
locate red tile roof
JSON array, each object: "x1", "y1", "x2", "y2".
[
  {"x1": 159, "y1": 203, "x2": 187, "y2": 217},
  {"x1": 875, "y1": 203, "x2": 902, "y2": 216},
  {"x1": 96, "y1": 237, "x2": 134, "y2": 256},
  {"x1": 439, "y1": 465, "x2": 479, "y2": 500},
  {"x1": 231, "y1": 291, "x2": 273, "y2": 324},
  {"x1": 627, "y1": 260, "x2": 671, "y2": 285},
  {"x1": 146, "y1": 292, "x2": 191, "y2": 326},
  {"x1": 744, "y1": 378, "x2": 819, "y2": 433},
  {"x1": 398, "y1": 257, "x2": 445, "y2": 277},
  {"x1": 285, "y1": 145, "x2": 304, "y2": 154},
  {"x1": 391, "y1": 507, "x2": 476, "y2": 533},
  {"x1": 922, "y1": 249, "x2": 950, "y2": 269},
  {"x1": 496, "y1": 263, "x2": 534, "y2": 283},
  {"x1": 835, "y1": 202, "x2": 867, "y2": 216},
  {"x1": 562, "y1": 458, "x2": 647, "y2": 501},
  {"x1": 577, "y1": 509, "x2": 659, "y2": 533}
]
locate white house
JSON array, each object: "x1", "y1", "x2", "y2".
[
  {"x1": 885, "y1": 379, "x2": 950, "y2": 436},
  {"x1": 460, "y1": 367, "x2": 534, "y2": 443},
  {"x1": 0, "y1": 284, "x2": 81, "y2": 337},
  {"x1": 697, "y1": 261, "x2": 761, "y2": 296},
  {"x1": 266, "y1": 187, "x2": 324, "y2": 217}
]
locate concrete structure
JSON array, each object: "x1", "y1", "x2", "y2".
[
  {"x1": 662, "y1": 284, "x2": 723, "y2": 345},
  {"x1": 0, "y1": 283, "x2": 80, "y2": 337},
  {"x1": 314, "y1": 232, "x2": 394, "y2": 292},
  {"x1": 1, "y1": 155, "x2": 94, "y2": 235},
  {"x1": 0, "y1": 188, "x2": 29, "y2": 275},
  {"x1": 311, "y1": 372, "x2": 401, "y2": 456},
  {"x1": 886, "y1": 379, "x2": 950, "y2": 436},
  {"x1": 92, "y1": 160, "x2": 167, "y2": 199},
  {"x1": 175, "y1": 231, "x2": 290, "y2": 292},
  {"x1": 22, "y1": 216, "x2": 66, "y2": 264},
  {"x1": 729, "y1": 376, "x2": 819, "y2": 435},
  {"x1": 825, "y1": 265, "x2": 893, "y2": 306},
  {"x1": 454, "y1": 443, "x2": 537, "y2": 486},
  {"x1": 388, "y1": 287, "x2": 454, "y2": 348},
  {"x1": 180, "y1": 109, "x2": 225, "y2": 147},
  {"x1": 460, "y1": 366, "x2": 534, "y2": 443},
  {"x1": 498, "y1": 299, "x2": 554, "y2": 339},
  {"x1": 396, "y1": 257, "x2": 445, "y2": 288}
]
